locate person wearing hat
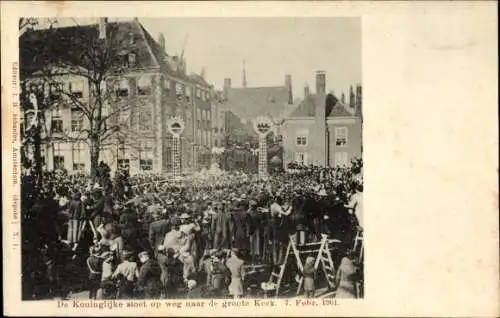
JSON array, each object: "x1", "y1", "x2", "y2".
[
  {"x1": 136, "y1": 251, "x2": 162, "y2": 299},
  {"x1": 247, "y1": 200, "x2": 262, "y2": 264},
  {"x1": 149, "y1": 211, "x2": 170, "y2": 257},
  {"x1": 111, "y1": 250, "x2": 137, "y2": 299},
  {"x1": 179, "y1": 212, "x2": 201, "y2": 268},
  {"x1": 211, "y1": 202, "x2": 232, "y2": 251},
  {"x1": 67, "y1": 191, "x2": 85, "y2": 244},
  {"x1": 230, "y1": 200, "x2": 251, "y2": 261}
]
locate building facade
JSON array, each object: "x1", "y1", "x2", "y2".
[
  {"x1": 282, "y1": 71, "x2": 362, "y2": 168},
  {"x1": 20, "y1": 18, "x2": 214, "y2": 175}
]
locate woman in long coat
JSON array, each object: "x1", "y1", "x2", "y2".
[{"x1": 335, "y1": 250, "x2": 361, "y2": 298}]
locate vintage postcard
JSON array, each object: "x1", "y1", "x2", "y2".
[{"x1": 2, "y1": 1, "x2": 498, "y2": 317}]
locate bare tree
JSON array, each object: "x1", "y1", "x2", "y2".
[{"x1": 21, "y1": 19, "x2": 146, "y2": 179}]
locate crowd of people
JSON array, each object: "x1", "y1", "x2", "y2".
[{"x1": 21, "y1": 159, "x2": 363, "y2": 300}]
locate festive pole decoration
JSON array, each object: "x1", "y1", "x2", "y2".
[
  {"x1": 253, "y1": 116, "x2": 273, "y2": 179},
  {"x1": 167, "y1": 117, "x2": 185, "y2": 180}
]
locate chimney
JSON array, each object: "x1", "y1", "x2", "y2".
[
  {"x1": 223, "y1": 78, "x2": 231, "y2": 101},
  {"x1": 99, "y1": 17, "x2": 108, "y2": 40},
  {"x1": 285, "y1": 74, "x2": 293, "y2": 104},
  {"x1": 242, "y1": 60, "x2": 247, "y2": 88},
  {"x1": 304, "y1": 83, "x2": 310, "y2": 98},
  {"x1": 349, "y1": 85, "x2": 355, "y2": 108},
  {"x1": 315, "y1": 71, "x2": 326, "y2": 95},
  {"x1": 158, "y1": 33, "x2": 165, "y2": 52},
  {"x1": 355, "y1": 84, "x2": 362, "y2": 109}
]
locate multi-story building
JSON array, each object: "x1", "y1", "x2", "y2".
[
  {"x1": 219, "y1": 73, "x2": 299, "y2": 124},
  {"x1": 20, "y1": 18, "x2": 214, "y2": 175},
  {"x1": 282, "y1": 71, "x2": 362, "y2": 168}
]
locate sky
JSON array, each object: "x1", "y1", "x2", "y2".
[{"x1": 34, "y1": 17, "x2": 361, "y2": 100}]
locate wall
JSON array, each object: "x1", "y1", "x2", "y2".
[
  {"x1": 327, "y1": 117, "x2": 362, "y2": 166},
  {"x1": 281, "y1": 118, "x2": 317, "y2": 167}
]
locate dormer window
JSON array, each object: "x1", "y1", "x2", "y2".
[
  {"x1": 116, "y1": 78, "x2": 129, "y2": 98},
  {"x1": 268, "y1": 96, "x2": 276, "y2": 103},
  {"x1": 128, "y1": 32, "x2": 135, "y2": 45},
  {"x1": 69, "y1": 80, "x2": 84, "y2": 99},
  {"x1": 137, "y1": 75, "x2": 152, "y2": 96},
  {"x1": 128, "y1": 53, "x2": 137, "y2": 68}
]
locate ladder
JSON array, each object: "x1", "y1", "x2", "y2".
[
  {"x1": 353, "y1": 230, "x2": 364, "y2": 262},
  {"x1": 266, "y1": 234, "x2": 340, "y2": 297}
]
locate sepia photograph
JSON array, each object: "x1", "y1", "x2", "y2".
[{"x1": 18, "y1": 17, "x2": 363, "y2": 301}]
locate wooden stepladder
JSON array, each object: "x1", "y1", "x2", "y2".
[
  {"x1": 267, "y1": 234, "x2": 340, "y2": 297},
  {"x1": 353, "y1": 230, "x2": 364, "y2": 262}
]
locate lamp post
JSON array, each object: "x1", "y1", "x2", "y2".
[
  {"x1": 252, "y1": 116, "x2": 273, "y2": 179},
  {"x1": 167, "y1": 117, "x2": 185, "y2": 179}
]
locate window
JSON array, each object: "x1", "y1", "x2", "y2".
[
  {"x1": 51, "y1": 109, "x2": 63, "y2": 133},
  {"x1": 139, "y1": 140, "x2": 153, "y2": 171},
  {"x1": 139, "y1": 108, "x2": 152, "y2": 131},
  {"x1": 116, "y1": 78, "x2": 129, "y2": 98},
  {"x1": 128, "y1": 33, "x2": 136, "y2": 45},
  {"x1": 295, "y1": 152, "x2": 308, "y2": 166},
  {"x1": 185, "y1": 86, "x2": 192, "y2": 102},
  {"x1": 128, "y1": 53, "x2": 137, "y2": 67},
  {"x1": 72, "y1": 142, "x2": 85, "y2": 171},
  {"x1": 137, "y1": 75, "x2": 152, "y2": 96},
  {"x1": 118, "y1": 159, "x2": 130, "y2": 171},
  {"x1": 71, "y1": 110, "x2": 84, "y2": 131},
  {"x1": 175, "y1": 83, "x2": 183, "y2": 96},
  {"x1": 49, "y1": 83, "x2": 62, "y2": 103},
  {"x1": 54, "y1": 156, "x2": 65, "y2": 170},
  {"x1": 165, "y1": 79, "x2": 171, "y2": 93},
  {"x1": 296, "y1": 136, "x2": 307, "y2": 146},
  {"x1": 118, "y1": 110, "x2": 130, "y2": 128},
  {"x1": 213, "y1": 127, "x2": 218, "y2": 133},
  {"x1": 335, "y1": 127, "x2": 348, "y2": 146},
  {"x1": 207, "y1": 110, "x2": 211, "y2": 121},
  {"x1": 214, "y1": 140, "x2": 218, "y2": 147},
  {"x1": 69, "y1": 80, "x2": 84, "y2": 99},
  {"x1": 117, "y1": 141, "x2": 130, "y2": 171},
  {"x1": 334, "y1": 152, "x2": 349, "y2": 167}
]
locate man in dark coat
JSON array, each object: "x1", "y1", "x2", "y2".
[
  {"x1": 230, "y1": 200, "x2": 251, "y2": 254},
  {"x1": 211, "y1": 203, "x2": 233, "y2": 250},
  {"x1": 67, "y1": 192, "x2": 84, "y2": 244},
  {"x1": 149, "y1": 212, "x2": 170, "y2": 254},
  {"x1": 137, "y1": 251, "x2": 162, "y2": 299},
  {"x1": 137, "y1": 252, "x2": 162, "y2": 299},
  {"x1": 88, "y1": 188, "x2": 105, "y2": 228}
]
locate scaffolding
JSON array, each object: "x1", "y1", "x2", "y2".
[{"x1": 265, "y1": 234, "x2": 341, "y2": 297}]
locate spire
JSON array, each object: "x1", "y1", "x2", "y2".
[{"x1": 242, "y1": 59, "x2": 247, "y2": 88}]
